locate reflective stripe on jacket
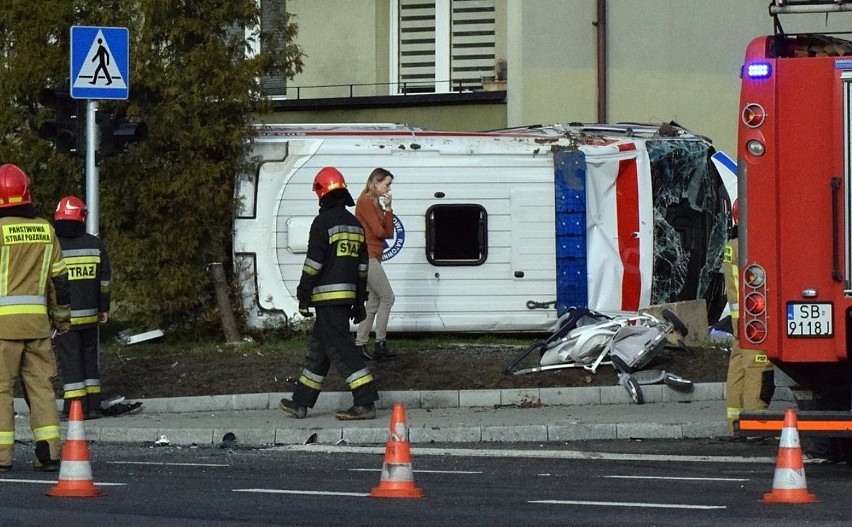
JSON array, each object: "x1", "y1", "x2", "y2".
[
  {"x1": 0, "y1": 216, "x2": 69, "y2": 339},
  {"x1": 57, "y1": 233, "x2": 111, "y2": 329},
  {"x1": 297, "y1": 204, "x2": 368, "y2": 307}
]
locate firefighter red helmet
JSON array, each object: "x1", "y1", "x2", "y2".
[
  {"x1": 0, "y1": 163, "x2": 32, "y2": 208},
  {"x1": 55, "y1": 195, "x2": 88, "y2": 222},
  {"x1": 312, "y1": 167, "x2": 347, "y2": 199},
  {"x1": 731, "y1": 199, "x2": 739, "y2": 226}
]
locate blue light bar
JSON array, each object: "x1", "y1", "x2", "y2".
[{"x1": 747, "y1": 62, "x2": 772, "y2": 79}]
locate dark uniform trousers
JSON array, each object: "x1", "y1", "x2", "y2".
[
  {"x1": 55, "y1": 327, "x2": 101, "y2": 415},
  {"x1": 292, "y1": 305, "x2": 378, "y2": 408}
]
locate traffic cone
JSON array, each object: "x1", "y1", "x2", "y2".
[
  {"x1": 762, "y1": 408, "x2": 817, "y2": 503},
  {"x1": 47, "y1": 400, "x2": 102, "y2": 498},
  {"x1": 370, "y1": 403, "x2": 423, "y2": 499}
]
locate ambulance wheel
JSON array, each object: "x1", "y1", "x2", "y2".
[
  {"x1": 662, "y1": 308, "x2": 689, "y2": 337},
  {"x1": 624, "y1": 376, "x2": 644, "y2": 405},
  {"x1": 663, "y1": 373, "x2": 694, "y2": 391}
]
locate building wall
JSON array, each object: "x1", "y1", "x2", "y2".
[
  {"x1": 509, "y1": 1, "x2": 851, "y2": 155},
  {"x1": 505, "y1": 0, "x2": 597, "y2": 131},
  {"x1": 286, "y1": 0, "x2": 386, "y2": 98},
  {"x1": 283, "y1": 0, "x2": 852, "y2": 155},
  {"x1": 607, "y1": 1, "x2": 765, "y2": 156},
  {"x1": 264, "y1": 103, "x2": 507, "y2": 131}
]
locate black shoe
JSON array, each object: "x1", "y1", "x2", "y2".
[
  {"x1": 279, "y1": 398, "x2": 307, "y2": 419},
  {"x1": 101, "y1": 402, "x2": 143, "y2": 417},
  {"x1": 33, "y1": 459, "x2": 60, "y2": 472},
  {"x1": 335, "y1": 404, "x2": 376, "y2": 420},
  {"x1": 0, "y1": 464, "x2": 12, "y2": 472},
  {"x1": 358, "y1": 344, "x2": 376, "y2": 361},
  {"x1": 374, "y1": 341, "x2": 398, "y2": 361}
]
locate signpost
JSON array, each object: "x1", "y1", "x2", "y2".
[
  {"x1": 70, "y1": 26, "x2": 129, "y2": 101},
  {"x1": 70, "y1": 25, "x2": 130, "y2": 236}
]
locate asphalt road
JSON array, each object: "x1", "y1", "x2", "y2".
[{"x1": 1, "y1": 440, "x2": 850, "y2": 526}]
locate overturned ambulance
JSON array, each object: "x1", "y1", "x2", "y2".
[{"x1": 234, "y1": 122, "x2": 733, "y2": 332}]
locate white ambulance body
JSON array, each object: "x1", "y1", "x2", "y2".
[{"x1": 234, "y1": 123, "x2": 730, "y2": 332}]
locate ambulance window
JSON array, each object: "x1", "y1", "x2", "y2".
[{"x1": 426, "y1": 205, "x2": 487, "y2": 265}]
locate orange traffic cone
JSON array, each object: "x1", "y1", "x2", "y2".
[
  {"x1": 370, "y1": 403, "x2": 423, "y2": 499},
  {"x1": 762, "y1": 408, "x2": 817, "y2": 503},
  {"x1": 47, "y1": 400, "x2": 102, "y2": 498}
]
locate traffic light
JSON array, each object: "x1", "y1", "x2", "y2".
[
  {"x1": 38, "y1": 89, "x2": 85, "y2": 156},
  {"x1": 98, "y1": 116, "x2": 148, "y2": 158}
]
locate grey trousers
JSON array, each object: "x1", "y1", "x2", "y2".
[{"x1": 355, "y1": 258, "x2": 395, "y2": 345}]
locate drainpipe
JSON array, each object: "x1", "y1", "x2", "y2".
[{"x1": 595, "y1": 0, "x2": 607, "y2": 123}]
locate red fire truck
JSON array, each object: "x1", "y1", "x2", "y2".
[{"x1": 737, "y1": 1, "x2": 852, "y2": 452}]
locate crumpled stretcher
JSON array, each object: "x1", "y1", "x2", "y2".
[{"x1": 504, "y1": 307, "x2": 694, "y2": 404}]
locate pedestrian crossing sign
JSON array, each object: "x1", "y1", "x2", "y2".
[{"x1": 70, "y1": 26, "x2": 129, "y2": 100}]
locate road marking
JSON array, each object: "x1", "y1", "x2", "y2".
[
  {"x1": 233, "y1": 489, "x2": 368, "y2": 497},
  {"x1": 530, "y1": 499, "x2": 726, "y2": 510},
  {"x1": 0, "y1": 478, "x2": 125, "y2": 486},
  {"x1": 273, "y1": 445, "x2": 776, "y2": 464},
  {"x1": 349, "y1": 468, "x2": 482, "y2": 474},
  {"x1": 107, "y1": 461, "x2": 229, "y2": 467},
  {"x1": 602, "y1": 475, "x2": 749, "y2": 482}
]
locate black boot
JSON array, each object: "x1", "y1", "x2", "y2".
[
  {"x1": 374, "y1": 340, "x2": 398, "y2": 361},
  {"x1": 335, "y1": 404, "x2": 376, "y2": 420},
  {"x1": 357, "y1": 344, "x2": 375, "y2": 361},
  {"x1": 33, "y1": 441, "x2": 60, "y2": 472},
  {"x1": 279, "y1": 398, "x2": 307, "y2": 419}
]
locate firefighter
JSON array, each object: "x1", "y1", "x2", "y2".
[
  {"x1": 279, "y1": 167, "x2": 378, "y2": 420},
  {"x1": 0, "y1": 164, "x2": 69, "y2": 471},
  {"x1": 53, "y1": 196, "x2": 113, "y2": 419},
  {"x1": 724, "y1": 199, "x2": 773, "y2": 435}
]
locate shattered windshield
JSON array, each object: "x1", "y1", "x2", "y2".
[{"x1": 647, "y1": 139, "x2": 730, "y2": 308}]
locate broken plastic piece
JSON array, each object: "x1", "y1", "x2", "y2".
[
  {"x1": 102, "y1": 401, "x2": 143, "y2": 416},
  {"x1": 116, "y1": 329, "x2": 165, "y2": 345},
  {"x1": 101, "y1": 395, "x2": 125, "y2": 409}
]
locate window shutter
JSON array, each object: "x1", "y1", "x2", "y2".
[
  {"x1": 451, "y1": 0, "x2": 496, "y2": 91},
  {"x1": 261, "y1": 0, "x2": 287, "y2": 97},
  {"x1": 397, "y1": 0, "x2": 495, "y2": 94},
  {"x1": 399, "y1": 0, "x2": 437, "y2": 93}
]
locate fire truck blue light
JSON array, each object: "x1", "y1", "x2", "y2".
[{"x1": 747, "y1": 63, "x2": 771, "y2": 79}]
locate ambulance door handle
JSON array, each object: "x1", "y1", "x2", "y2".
[{"x1": 831, "y1": 177, "x2": 843, "y2": 282}]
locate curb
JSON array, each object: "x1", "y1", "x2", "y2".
[
  {"x1": 106, "y1": 382, "x2": 726, "y2": 414},
  {"x1": 14, "y1": 382, "x2": 726, "y2": 415},
  {"x1": 11, "y1": 383, "x2": 729, "y2": 447}
]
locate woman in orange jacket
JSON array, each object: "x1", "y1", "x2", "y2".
[{"x1": 354, "y1": 168, "x2": 398, "y2": 361}]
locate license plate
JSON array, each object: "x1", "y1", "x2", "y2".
[{"x1": 787, "y1": 302, "x2": 833, "y2": 337}]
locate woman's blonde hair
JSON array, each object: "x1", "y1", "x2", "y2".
[{"x1": 361, "y1": 167, "x2": 394, "y2": 196}]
